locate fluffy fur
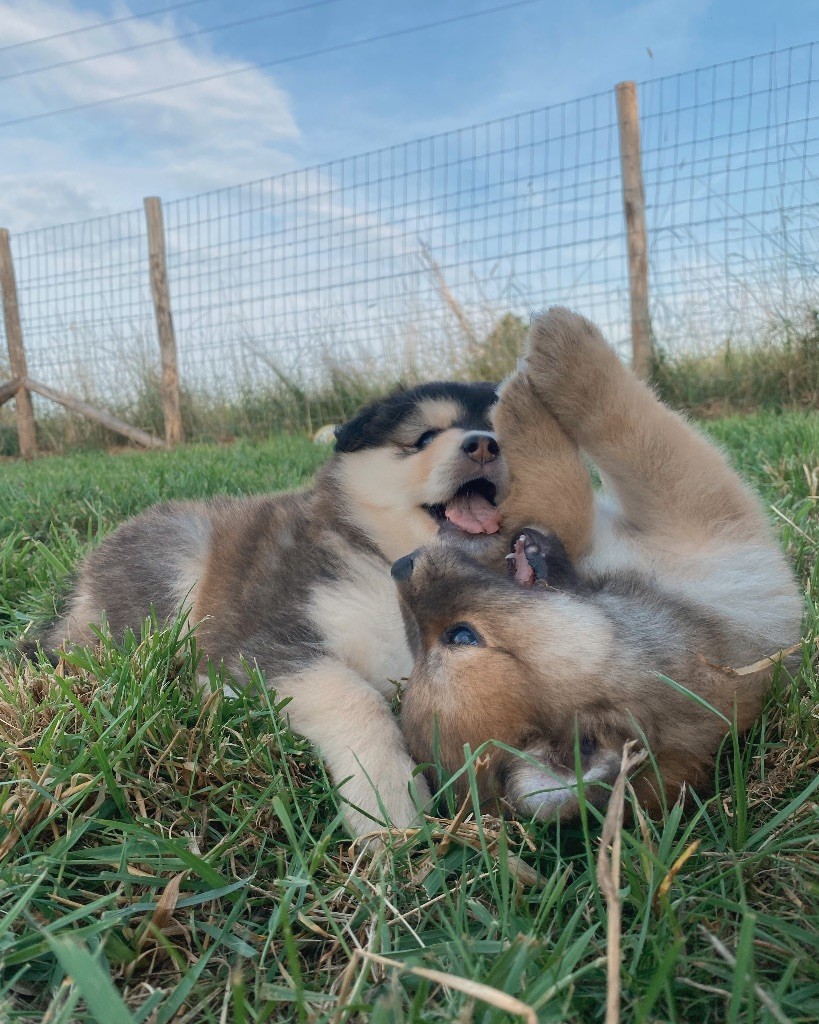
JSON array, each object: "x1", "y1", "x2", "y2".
[
  {"x1": 44, "y1": 381, "x2": 510, "y2": 837},
  {"x1": 397, "y1": 309, "x2": 803, "y2": 818}
]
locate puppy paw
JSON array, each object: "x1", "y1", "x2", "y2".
[
  {"x1": 522, "y1": 307, "x2": 624, "y2": 432},
  {"x1": 493, "y1": 370, "x2": 547, "y2": 431},
  {"x1": 503, "y1": 740, "x2": 621, "y2": 821},
  {"x1": 505, "y1": 527, "x2": 581, "y2": 590}
]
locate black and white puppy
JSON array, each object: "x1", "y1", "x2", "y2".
[{"x1": 44, "y1": 382, "x2": 509, "y2": 837}]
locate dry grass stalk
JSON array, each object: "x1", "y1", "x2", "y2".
[
  {"x1": 597, "y1": 741, "x2": 648, "y2": 1024},
  {"x1": 697, "y1": 925, "x2": 793, "y2": 1024},
  {"x1": 653, "y1": 839, "x2": 701, "y2": 909},
  {"x1": 419, "y1": 242, "x2": 478, "y2": 348},
  {"x1": 356, "y1": 949, "x2": 537, "y2": 1024},
  {"x1": 0, "y1": 760, "x2": 69, "y2": 862}
]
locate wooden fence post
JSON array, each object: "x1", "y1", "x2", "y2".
[
  {"x1": 0, "y1": 228, "x2": 37, "y2": 458},
  {"x1": 615, "y1": 81, "x2": 652, "y2": 380},
  {"x1": 143, "y1": 197, "x2": 183, "y2": 445}
]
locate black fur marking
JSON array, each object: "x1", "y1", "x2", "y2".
[{"x1": 334, "y1": 381, "x2": 498, "y2": 453}]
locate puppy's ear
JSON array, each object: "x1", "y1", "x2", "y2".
[
  {"x1": 334, "y1": 386, "x2": 410, "y2": 453},
  {"x1": 334, "y1": 403, "x2": 384, "y2": 453}
]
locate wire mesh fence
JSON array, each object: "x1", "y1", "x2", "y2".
[
  {"x1": 159, "y1": 87, "x2": 625, "y2": 395},
  {"x1": 641, "y1": 42, "x2": 819, "y2": 360},
  {"x1": 2, "y1": 40, "x2": 818, "y2": 428}
]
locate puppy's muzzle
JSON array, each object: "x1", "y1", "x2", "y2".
[{"x1": 461, "y1": 431, "x2": 500, "y2": 466}]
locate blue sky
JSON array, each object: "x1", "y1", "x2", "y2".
[{"x1": 0, "y1": 0, "x2": 815, "y2": 229}]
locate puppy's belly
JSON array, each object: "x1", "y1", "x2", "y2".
[{"x1": 582, "y1": 496, "x2": 801, "y2": 662}]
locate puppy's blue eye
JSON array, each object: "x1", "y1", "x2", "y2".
[
  {"x1": 415, "y1": 429, "x2": 440, "y2": 449},
  {"x1": 442, "y1": 623, "x2": 482, "y2": 647}
]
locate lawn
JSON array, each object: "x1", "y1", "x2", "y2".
[{"x1": 0, "y1": 414, "x2": 817, "y2": 1024}]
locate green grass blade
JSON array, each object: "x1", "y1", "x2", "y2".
[{"x1": 44, "y1": 934, "x2": 138, "y2": 1024}]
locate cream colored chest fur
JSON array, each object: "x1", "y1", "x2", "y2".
[{"x1": 307, "y1": 554, "x2": 413, "y2": 695}]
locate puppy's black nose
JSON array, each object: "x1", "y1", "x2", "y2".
[
  {"x1": 391, "y1": 553, "x2": 415, "y2": 582},
  {"x1": 461, "y1": 431, "x2": 500, "y2": 465}
]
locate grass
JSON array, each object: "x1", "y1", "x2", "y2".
[
  {"x1": 3, "y1": 309, "x2": 817, "y2": 455},
  {"x1": 0, "y1": 413, "x2": 817, "y2": 1023},
  {"x1": 0, "y1": 314, "x2": 529, "y2": 457},
  {"x1": 652, "y1": 310, "x2": 819, "y2": 417}
]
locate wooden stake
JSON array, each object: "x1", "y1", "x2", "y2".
[
  {"x1": 23, "y1": 377, "x2": 166, "y2": 449},
  {"x1": 144, "y1": 197, "x2": 183, "y2": 445},
  {"x1": 0, "y1": 377, "x2": 21, "y2": 407},
  {"x1": 0, "y1": 229, "x2": 37, "y2": 458},
  {"x1": 615, "y1": 82, "x2": 652, "y2": 380}
]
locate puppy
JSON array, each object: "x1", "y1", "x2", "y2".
[
  {"x1": 396, "y1": 309, "x2": 803, "y2": 819},
  {"x1": 42, "y1": 382, "x2": 510, "y2": 837}
]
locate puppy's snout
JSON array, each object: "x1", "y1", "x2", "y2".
[
  {"x1": 391, "y1": 553, "x2": 416, "y2": 582},
  {"x1": 461, "y1": 431, "x2": 500, "y2": 465}
]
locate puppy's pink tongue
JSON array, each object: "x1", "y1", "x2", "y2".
[{"x1": 444, "y1": 494, "x2": 502, "y2": 534}]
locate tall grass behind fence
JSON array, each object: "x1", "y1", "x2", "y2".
[
  {"x1": 641, "y1": 45, "x2": 819, "y2": 357},
  {"x1": 1, "y1": 41, "x2": 818, "y2": 440}
]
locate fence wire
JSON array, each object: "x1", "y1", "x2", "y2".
[
  {"x1": 641, "y1": 42, "x2": 819, "y2": 357},
  {"x1": 2, "y1": 40, "x2": 818, "y2": 415}
]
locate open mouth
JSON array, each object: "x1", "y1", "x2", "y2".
[{"x1": 422, "y1": 477, "x2": 501, "y2": 535}]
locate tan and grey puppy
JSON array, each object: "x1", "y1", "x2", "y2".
[
  {"x1": 44, "y1": 382, "x2": 510, "y2": 837},
  {"x1": 396, "y1": 309, "x2": 803, "y2": 819}
]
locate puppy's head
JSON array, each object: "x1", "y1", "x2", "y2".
[
  {"x1": 333, "y1": 383, "x2": 509, "y2": 551},
  {"x1": 392, "y1": 537, "x2": 624, "y2": 821},
  {"x1": 394, "y1": 531, "x2": 780, "y2": 821}
]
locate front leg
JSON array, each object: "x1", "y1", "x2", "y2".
[
  {"x1": 493, "y1": 371, "x2": 594, "y2": 561},
  {"x1": 273, "y1": 658, "x2": 430, "y2": 838},
  {"x1": 521, "y1": 307, "x2": 769, "y2": 546}
]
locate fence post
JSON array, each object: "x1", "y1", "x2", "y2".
[
  {"x1": 615, "y1": 81, "x2": 652, "y2": 380},
  {"x1": 0, "y1": 228, "x2": 37, "y2": 459},
  {"x1": 143, "y1": 197, "x2": 183, "y2": 445}
]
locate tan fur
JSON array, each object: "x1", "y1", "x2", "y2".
[
  {"x1": 520, "y1": 309, "x2": 769, "y2": 546},
  {"x1": 399, "y1": 309, "x2": 802, "y2": 819},
  {"x1": 493, "y1": 373, "x2": 594, "y2": 561}
]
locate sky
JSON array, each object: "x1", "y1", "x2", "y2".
[{"x1": 0, "y1": 0, "x2": 816, "y2": 232}]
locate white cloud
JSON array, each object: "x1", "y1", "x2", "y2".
[{"x1": 0, "y1": 0, "x2": 301, "y2": 229}]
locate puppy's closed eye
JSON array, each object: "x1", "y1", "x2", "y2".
[{"x1": 415, "y1": 429, "x2": 442, "y2": 450}]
